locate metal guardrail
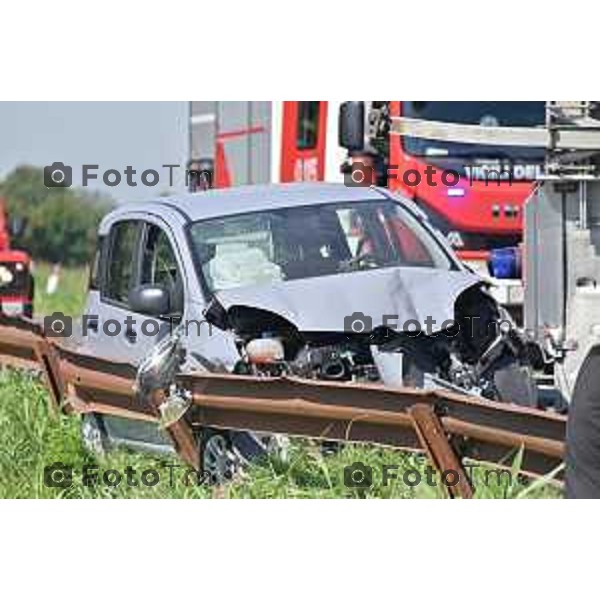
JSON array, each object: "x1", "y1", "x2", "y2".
[
  {"x1": 0, "y1": 314, "x2": 567, "y2": 498},
  {"x1": 0, "y1": 313, "x2": 63, "y2": 411}
]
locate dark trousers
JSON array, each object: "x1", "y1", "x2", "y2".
[{"x1": 565, "y1": 347, "x2": 600, "y2": 498}]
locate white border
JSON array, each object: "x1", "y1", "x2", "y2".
[
  {"x1": 1, "y1": 1, "x2": 597, "y2": 99},
  {"x1": 1, "y1": 0, "x2": 597, "y2": 594},
  {"x1": 0, "y1": 500, "x2": 596, "y2": 598}
]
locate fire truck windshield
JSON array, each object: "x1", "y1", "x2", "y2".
[{"x1": 401, "y1": 101, "x2": 545, "y2": 176}]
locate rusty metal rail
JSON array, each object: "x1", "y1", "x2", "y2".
[
  {"x1": 0, "y1": 314, "x2": 63, "y2": 411},
  {"x1": 179, "y1": 373, "x2": 565, "y2": 481},
  {"x1": 0, "y1": 315, "x2": 567, "y2": 497}
]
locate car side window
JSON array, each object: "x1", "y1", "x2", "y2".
[
  {"x1": 104, "y1": 221, "x2": 140, "y2": 304},
  {"x1": 140, "y1": 224, "x2": 183, "y2": 315}
]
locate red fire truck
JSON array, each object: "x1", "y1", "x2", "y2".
[
  {"x1": 0, "y1": 198, "x2": 33, "y2": 317},
  {"x1": 189, "y1": 101, "x2": 545, "y2": 311}
]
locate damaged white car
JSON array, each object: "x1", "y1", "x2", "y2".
[{"x1": 77, "y1": 183, "x2": 539, "y2": 479}]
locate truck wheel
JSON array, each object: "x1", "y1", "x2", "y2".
[
  {"x1": 566, "y1": 347, "x2": 600, "y2": 498},
  {"x1": 81, "y1": 413, "x2": 108, "y2": 456}
]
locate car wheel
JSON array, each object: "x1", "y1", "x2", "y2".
[
  {"x1": 81, "y1": 413, "x2": 108, "y2": 456},
  {"x1": 202, "y1": 430, "x2": 242, "y2": 485}
]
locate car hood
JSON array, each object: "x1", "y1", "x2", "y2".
[{"x1": 211, "y1": 267, "x2": 483, "y2": 334}]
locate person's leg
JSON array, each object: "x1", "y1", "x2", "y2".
[{"x1": 565, "y1": 347, "x2": 600, "y2": 498}]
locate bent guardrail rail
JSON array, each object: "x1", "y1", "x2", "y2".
[{"x1": 0, "y1": 313, "x2": 63, "y2": 411}]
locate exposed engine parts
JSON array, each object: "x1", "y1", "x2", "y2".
[
  {"x1": 227, "y1": 285, "x2": 540, "y2": 407},
  {"x1": 290, "y1": 343, "x2": 379, "y2": 382}
]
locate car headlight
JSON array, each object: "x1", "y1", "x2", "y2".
[{"x1": 245, "y1": 338, "x2": 285, "y2": 364}]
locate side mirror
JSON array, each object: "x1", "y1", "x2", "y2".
[
  {"x1": 135, "y1": 326, "x2": 185, "y2": 396},
  {"x1": 339, "y1": 101, "x2": 365, "y2": 152},
  {"x1": 129, "y1": 284, "x2": 170, "y2": 316}
]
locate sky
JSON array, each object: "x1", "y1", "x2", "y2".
[{"x1": 0, "y1": 101, "x2": 189, "y2": 201}]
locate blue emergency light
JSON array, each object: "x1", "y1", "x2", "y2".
[{"x1": 489, "y1": 247, "x2": 521, "y2": 279}]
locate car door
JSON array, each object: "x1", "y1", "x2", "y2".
[
  {"x1": 74, "y1": 216, "x2": 188, "y2": 451},
  {"x1": 83, "y1": 218, "x2": 147, "y2": 365}
]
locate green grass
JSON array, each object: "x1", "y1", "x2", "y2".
[
  {"x1": 32, "y1": 263, "x2": 89, "y2": 317},
  {"x1": 0, "y1": 369, "x2": 210, "y2": 498},
  {"x1": 0, "y1": 264, "x2": 561, "y2": 498}
]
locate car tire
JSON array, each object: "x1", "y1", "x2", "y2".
[{"x1": 201, "y1": 429, "x2": 242, "y2": 485}]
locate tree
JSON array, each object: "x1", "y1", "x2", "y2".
[{"x1": 0, "y1": 166, "x2": 113, "y2": 265}]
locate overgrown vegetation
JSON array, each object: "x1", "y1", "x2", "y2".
[{"x1": 0, "y1": 165, "x2": 112, "y2": 265}]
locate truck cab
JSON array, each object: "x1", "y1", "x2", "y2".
[
  {"x1": 339, "y1": 101, "x2": 546, "y2": 317},
  {"x1": 0, "y1": 199, "x2": 33, "y2": 317}
]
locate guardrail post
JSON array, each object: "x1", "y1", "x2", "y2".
[
  {"x1": 409, "y1": 403, "x2": 474, "y2": 499},
  {"x1": 33, "y1": 339, "x2": 64, "y2": 414},
  {"x1": 149, "y1": 390, "x2": 200, "y2": 471}
]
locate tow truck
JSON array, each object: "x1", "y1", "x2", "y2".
[
  {"x1": 0, "y1": 197, "x2": 33, "y2": 317},
  {"x1": 524, "y1": 102, "x2": 600, "y2": 403}
]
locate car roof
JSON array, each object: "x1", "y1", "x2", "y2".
[{"x1": 144, "y1": 183, "x2": 391, "y2": 222}]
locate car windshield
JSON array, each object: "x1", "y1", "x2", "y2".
[
  {"x1": 189, "y1": 200, "x2": 454, "y2": 293},
  {"x1": 401, "y1": 101, "x2": 546, "y2": 177}
]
